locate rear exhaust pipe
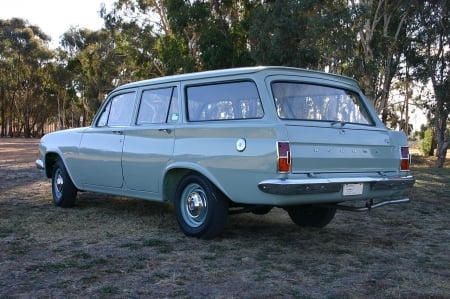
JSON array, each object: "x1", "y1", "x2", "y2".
[{"x1": 331, "y1": 198, "x2": 411, "y2": 212}]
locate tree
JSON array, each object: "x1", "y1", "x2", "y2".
[
  {"x1": 408, "y1": 0, "x2": 450, "y2": 168},
  {"x1": 0, "y1": 18, "x2": 55, "y2": 137},
  {"x1": 165, "y1": 0, "x2": 255, "y2": 70},
  {"x1": 247, "y1": 0, "x2": 321, "y2": 68},
  {"x1": 348, "y1": 0, "x2": 411, "y2": 122},
  {"x1": 60, "y1": 28, "x2": 123, "y2": 124},
  {"x1": 247, "y1": 0, "x2": 355, "y2": 71}
]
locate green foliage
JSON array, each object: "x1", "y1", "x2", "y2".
[
  {"x1": 420, "y1": 128, "x2": 435, "y2": 157},
  {"x1": 155, "y1": 34, "x2": 196, "y2": 74},
  {"x1": 198, "y1": 25, "x2": 233, "y2": 69},
  {"x1": 248, "y1": 0, "x2": 320, "y2": 67}
]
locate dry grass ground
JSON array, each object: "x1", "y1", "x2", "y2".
[{"x1": 0, "y1": 138, "x2": 449, "y2": 298}]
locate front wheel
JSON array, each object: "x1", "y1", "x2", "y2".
[
  {"x1": 174, "y1": 173, "x2": 228, "y2": 239},
  {"x1": 286, "y1": 205, "x2": 336, "y2": 228},
  {"x1": 52, "y1": 159, "x2": 77, "y2": 207}
]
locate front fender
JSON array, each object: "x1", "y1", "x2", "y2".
[{"x1": 38, "y1": 127, "x2": 87, "y2": 188}]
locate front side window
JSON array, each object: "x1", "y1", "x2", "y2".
[
  {"x1": 272, "y1": 82, "x2": 373, "y2": 125},
  {"x1": 137, "y1": 87, "x2": 177, "y2": 125},
  {"x1": 186, "y1": 81, "x2": 263, "y2": 121},
  {"x1": 97, "y1": 92, "x2": 136, "y2": 127}
]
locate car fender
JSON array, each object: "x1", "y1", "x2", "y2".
[
  {"x1": 39, "y1": 127, "x2": 87, "y2": 190},
  {"x1": 162, "y1": 161, "x2": 230, "y2": 202}
]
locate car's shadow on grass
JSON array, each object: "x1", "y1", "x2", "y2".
[{"x1": 72, "y1": 191, "x2": 354, "y2": 244}]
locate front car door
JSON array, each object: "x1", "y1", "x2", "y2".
[{"x1": 78, "y1": 90, "x2": 137, "y2": 188}]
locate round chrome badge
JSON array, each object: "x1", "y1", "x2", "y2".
[{"x1": 236, "y1": 138, "x2": 246, "y2": 152}]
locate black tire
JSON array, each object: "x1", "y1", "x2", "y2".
[
  {"x1": 286, "y1": 205, "x2": 336, "y2": 228},
  {"x1": 174, "y1": 173, "x2": 228, "y2": 239},
  {"x1": 52, "y1": 159, "x2": 77, "y2": 207}
]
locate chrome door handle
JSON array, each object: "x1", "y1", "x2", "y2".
[{"x1": 158, "y1": 128, "x2": 172, "y2": 134}]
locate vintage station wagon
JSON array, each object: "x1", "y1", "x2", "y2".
[{"x1": 36, "y1": 66, "x2": 415, "y2": 239}]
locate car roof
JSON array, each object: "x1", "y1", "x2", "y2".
[{"x1": 113, "y1": 66, "x2": 359, "y2": 92}]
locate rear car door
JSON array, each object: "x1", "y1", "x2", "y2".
[{"x1": 121, "y1": 85, "x2": 178, "y2": 193}]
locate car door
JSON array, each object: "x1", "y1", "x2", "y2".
[
  {"x1": 121, "y1": 85, "x2": 178, "y2": 193},
  {"x1": 78, "y1": 90, "x2": 136, "y2": 188}
]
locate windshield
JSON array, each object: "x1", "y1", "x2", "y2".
[{"x1": 271, "y1": 82, "x2": 373, "y2": 125}]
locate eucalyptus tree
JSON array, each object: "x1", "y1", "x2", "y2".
[
  {"x1": 60, "y1": 28, "x2": 122, "y2": 124},
  {"x1": 248, "y1": 0, "x2": 321, "y2": 68},
  {"x1": 408, "y1": 0, "x2": 449, "y2": 168},
  {"x1": 102, "y1": 0, "x2": 173, "y2": 77},
  {"x1": 0, "y1": 18, "x2": 55, "y2": 137},
  {"x1": 247, "y1": 0, "x2": 354, "y2": 71},
  {"x1": 187, "y1": 0, "x2": 255, "y2": 69},
  {"x1": 347, "y1": 0, "x2": 412, "y2": 122},
  {"x1": 103, "y1": 0, "x2": 256, "y2": 74},
  {"x1": 141, "y1": 0, "x2": 254, "y2": 72}
]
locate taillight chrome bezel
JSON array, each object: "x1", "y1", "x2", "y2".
[{"x1": 277, "y1": 141, "x2": 291, "y2": 173}]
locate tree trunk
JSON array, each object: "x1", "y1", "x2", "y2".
[
  {"x1": 435, "y1": 142, "x2": 449, "y2": 168},
  {"x1": 434, "y1": 119, "x2": 449, "y2": 168},
  {"x1": 0, "y1": 87, "x2": 5, "y2": 137}
]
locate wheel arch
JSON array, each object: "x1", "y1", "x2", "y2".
[
  {"x1": 44, "y1": 152, "x2": 61, "y2": 178},
  {"x1": 44, "y1": 152, "x2": 81, "y2": 191},
  {"x1": 162, "y1": 163, "x2": 231, "y2": 203}
]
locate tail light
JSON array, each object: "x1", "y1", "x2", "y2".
[
  {"x1": 400, "y1": 146, "x2": 410, "y2": 171},
  {"x1": 277, "y1": 142, "x2": 291, "y2": 173}
]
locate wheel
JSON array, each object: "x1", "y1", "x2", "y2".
[
  {"x1": 52, "y1": 159, "x2": 77, "y2": 207},
  {"x1": 286, "y1": 205, "x2": 336, "y2": 228},
  {"x1": 174, "y1": 173, "x2": 228, "y2": 239}
]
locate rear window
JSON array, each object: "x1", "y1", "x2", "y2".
[
  {"x1": 271, "y1": 82, "x2": 373, "y2": 125},
  {"x1": 186, "y1": 81, "x2": 263, "y2": 121}
]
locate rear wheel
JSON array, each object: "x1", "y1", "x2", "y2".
[
  {"x1": 174, "y1": 173, "x2": 228, "y2": 239},
  {"x1": 52, "y1": 159, "x2": 77, "y2": 207},
  {"x1": 286, "y1": 205, "x2": 336, "y2": 228}
]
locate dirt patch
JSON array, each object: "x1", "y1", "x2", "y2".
[{"x1": 1, "y1": 138, "x2": 449, "y2": 298}]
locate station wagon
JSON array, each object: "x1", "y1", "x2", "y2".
[{"x1": 36, "y1": 66, "x2": 415, "y2": 239}]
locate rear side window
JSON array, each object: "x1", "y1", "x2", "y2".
[
  {"x1": 137, "y1": 87, "x2": 178, "y2": 125},
  {"x1": 186, "y1": 81, "x2": 263, "y2": 121},
  {"x1": 271, "y1": 82, "x2": 373, "y2": 125}
]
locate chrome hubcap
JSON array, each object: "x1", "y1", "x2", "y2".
[
  {"x1": 54, "y1": 170, "x2": 64, "y2": 198},
  {"x1": 187, "y1": 192, "x2": 206, "y2": 219},
  {"x1": 182, "y1": 184, "x2": 208, "y2": 227}
]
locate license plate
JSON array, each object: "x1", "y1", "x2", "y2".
[{"x1": 342, "y1": 183, "x2": 364, "y2": 196}]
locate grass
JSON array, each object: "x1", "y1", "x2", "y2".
[{"x1": 0, "y1": 139, "x2": 449, "y2": 298}]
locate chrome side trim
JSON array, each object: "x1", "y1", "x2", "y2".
[{"x1": 258, "y1": 175, "x2": 415, "y2": 195}]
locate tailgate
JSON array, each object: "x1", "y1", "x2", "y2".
[{"x1": 286, "y1": 125, "x2": 399, "y2": 174}]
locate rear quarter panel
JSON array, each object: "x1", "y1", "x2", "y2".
[{"x1": 172, "y1": 121, "x2": 285, "y2": 204}]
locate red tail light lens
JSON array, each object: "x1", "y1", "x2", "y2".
[
  {"x1": 400, "y1": 146, "x2": 410, "y2": 171},
  {"x1": 277, "y1": 142, "x2": 291, "y2": 173}
]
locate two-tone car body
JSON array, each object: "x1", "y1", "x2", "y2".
[{"x1": 37, "y1": 66, "x2": 414, "y2": 238}]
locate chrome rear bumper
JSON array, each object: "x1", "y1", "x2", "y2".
[{"x1": 258, "y1": 175, "x2": 415, "y2": 195}]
